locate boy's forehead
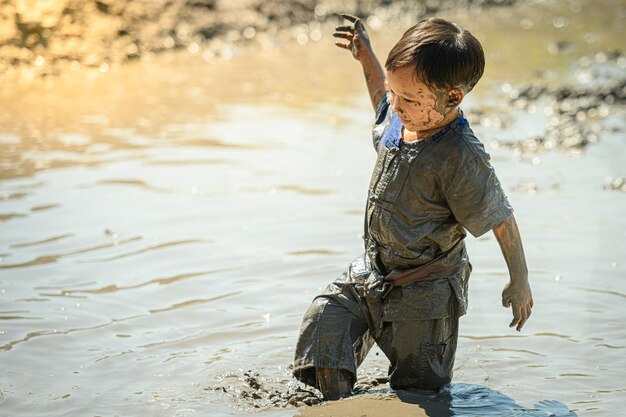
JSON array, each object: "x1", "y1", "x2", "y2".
[{"x1": 387, "y1": 67, "x2": 433, "y2": 97}]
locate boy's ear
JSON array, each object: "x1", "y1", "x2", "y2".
[{"x1": 446, "y1": 88, "x2": 465, "y2": 107}]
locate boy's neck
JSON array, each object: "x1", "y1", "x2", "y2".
[{"x1": 403, "y1": 107, "x2": 461, "y2": 143}]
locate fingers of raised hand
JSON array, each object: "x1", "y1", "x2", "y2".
[
  {"x1": 333, "y1": 31, "x2": 354, "y2": 41},
  {"x1": 341, "y1": 13, "x2": 359, "y2": 23},
  {"x1": 335, "y1": 25, "x2": 354, "y2": 32}
]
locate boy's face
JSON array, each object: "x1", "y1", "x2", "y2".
[{"x1": 386, "y1": 65, "x2": 455, "y2": 132}]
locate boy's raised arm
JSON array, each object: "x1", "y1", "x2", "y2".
[
  {"x1": 334, "y1": 14, "x2": 387, "y2": 111},
  {"x1": 492, "y1": 214, "x2": 534, "y2": 331}
]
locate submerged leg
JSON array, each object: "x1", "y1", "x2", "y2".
[{"x1": 316, "y1": 367, "x2": 354, "y2": 400}]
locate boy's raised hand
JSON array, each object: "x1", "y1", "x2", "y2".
[{"x1": 333, "y1": 14, "x2": 374, "y2": 61}]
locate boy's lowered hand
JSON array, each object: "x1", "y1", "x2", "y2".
[
  {"x1": 502, "y1": 279, "x2": 533, "y2": 331},
  {"x1": 493, "y1": 214, "x2": 533, "y2": 331}
]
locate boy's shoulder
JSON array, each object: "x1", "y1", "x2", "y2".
[{"x1": 433, "y1": 116, "x2": 492, "y2": 168}]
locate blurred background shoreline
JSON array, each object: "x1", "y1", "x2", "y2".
[{"x1": 0, "y1": 0, "x2": 533, "y2": 82}]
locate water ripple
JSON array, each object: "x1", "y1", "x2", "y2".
[
  {"x1": 0, "y1": 191, "x2": 28, "y2": 201},
  {"x1": 0, "y1": 291, "x2": 239, "y2": 352},
  {"x1": 79, "y1": 239, "x2": 212, "y2": 263},
  {"x1": 0, "y1": 236, "x2": 142, "y2": 269},
  {"x1": 0, "y1": 212, "x2": 27, "y2": 222},
  {"x1": 148, "y1": 291, "x2": 240, "y2": 314},
  {"x1": 574, "y1": 287, "x2": 626, "y2": 299},
  {"x1": 10, "y1": 233, "x2": 74, "y2": 248},
  {"x1": 278, "y1": 184, "x2": 333, "y2": 195},
  {"x1": 62, "y1": 269, "x2": 227, "y2": 295},
  {"x1": 93, "y1": 178, "x2": 173, "y2": 193},
  {"x1": 288, "y1": 249, "x2": 342, "y2": 256},
  {"x1": 491, "y1": 347, "x2": 546, "y2": 357}
]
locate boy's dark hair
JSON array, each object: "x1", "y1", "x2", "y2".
[{"x1": 385, "y1": 17, "x2": 485, "y2": 92}]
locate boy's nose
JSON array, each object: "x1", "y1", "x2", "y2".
[{"x1": 391, "y1": 96, "x2": 403, "y2": 113}]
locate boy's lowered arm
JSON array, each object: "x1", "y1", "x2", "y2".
[
  {"x1": 334, "y1": 14, "x2": 387, "y2": 111},
  {"x1": 492, "y1": 213, "x2": 534, "y2": 331}
]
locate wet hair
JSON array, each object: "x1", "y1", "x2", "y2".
[{"x1": 385, "y1": 17, "x2": 485, "y2": 93}]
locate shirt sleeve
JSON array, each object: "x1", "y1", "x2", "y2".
[
  {"x1": 443, "y1": 148, "x2": 513, "y2": 238},
  {"x1": 372, "y1": 94, "x2": 391, "y2": 149}
]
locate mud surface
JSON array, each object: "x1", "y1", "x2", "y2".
[
  {"x1": 1, "y1": 0, "x2": 624, "y2": 416},
  {"x1": 208, "y1": 367, "x2": 392, "y2": 410}
]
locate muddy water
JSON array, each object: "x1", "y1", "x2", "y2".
[{"x1": 1, "y1": 1, "x2": 625, "y2": 416}]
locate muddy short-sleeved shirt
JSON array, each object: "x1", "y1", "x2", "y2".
[{"x1": 365, "y1": 95, "x2": 513, "y2": 316}]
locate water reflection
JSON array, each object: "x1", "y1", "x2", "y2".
[{"x1": 397, "y1": 383, "x2": 578, "y2": 416}]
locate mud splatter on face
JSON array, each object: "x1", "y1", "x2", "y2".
[{"x1": 386, "y1": 66, "x2": 459, "y2": 134}]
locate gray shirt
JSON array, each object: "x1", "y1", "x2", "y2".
[{"x1": 365, "y1": 95, "x2": 513, "y2": 317}]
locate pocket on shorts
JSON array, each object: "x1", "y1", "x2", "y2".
[{"x1": 382, "y1": 278, "x2": 454, "y2": 321}]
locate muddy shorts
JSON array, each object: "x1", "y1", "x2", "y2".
[{"x1": 293, "y1": 254, "x2": 460, "y2": 391}]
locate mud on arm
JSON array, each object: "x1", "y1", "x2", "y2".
[
  {"x1": 334, "y1": 14, "x2": 387, "y2": 111},
  {"x1": 492, "y1": 213, "x2": 534, "y2": 331}
]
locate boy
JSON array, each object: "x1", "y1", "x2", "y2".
[{"x1": 293, "y1": 15, "x2": 533, "y2": 400}]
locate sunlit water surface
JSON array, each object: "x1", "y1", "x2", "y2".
[{"x1": 1, "y1": 1, "x2": 625, "y2": 416}]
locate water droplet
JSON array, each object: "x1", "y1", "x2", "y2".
[
  {"x1": 310, "y1": 29, "x2": 322, "y2": 42},
  {"x1": 367, "y1": 15, "x2": 382, "y2": 29},
  {"x1": 163, "y1": 37, "x2": 175, "y2": 49},
  {"x1": 187, "y1": 42, "x2": 200, "y2": 55},
  {"x1": 555, "y1": 275, "x2": 561, "y2": 282},
  {"x1": 314, "y1": 5, "x2": 326, "y2": 17},
  {"x1": 594, "y1": 52, "x2": 608, "y2": 63},
  {"x1": 297, "y1": 33, "x2": 309, "y2": 45},
  {"x1": 552, "y1": 16, "x2": 568, "y2": 28},
  {"x1": 584, "y1": 32, "x2": 598, "y2": 44},
  {"x1": 520, "y1": 18, "x2": 534, "y2": 29},
  {"x1": 242, "y1": 27, "x2": 256, "y2": 40}
]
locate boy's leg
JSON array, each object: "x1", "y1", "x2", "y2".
[
  {"x1": 376, "y1": 313, "x2": 459, "y2": 390},
  {"x1": 316, "y1": 368, "x2": 354, "y2": 400},
  {"x1": 293, "y1": 286, "x2": 373, "y2": 399}
]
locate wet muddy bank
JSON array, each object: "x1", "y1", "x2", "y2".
[
  {"x1": 487, "y1": 51, "x2": 626, "y2": 155},
  {"x1": 207, "y1": 367, "x2": 393, "y2": 410},
  {"x1": 0, "y1": 0, "x2": 518, "y2": 81}
]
